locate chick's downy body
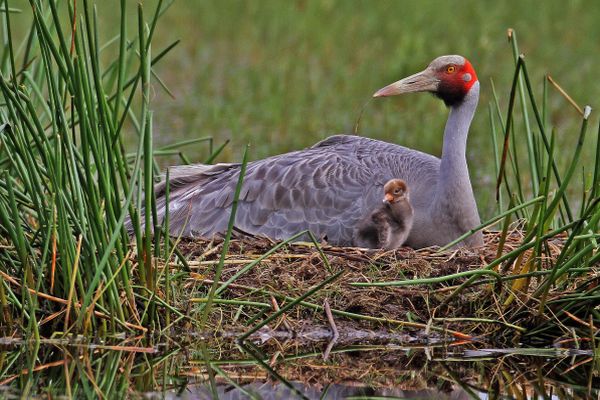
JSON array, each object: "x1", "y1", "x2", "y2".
[{"x1": 354, "y1": 179, "x2": 414, "y2": 249}]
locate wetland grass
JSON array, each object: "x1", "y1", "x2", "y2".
[{"x1": 0, "y1": 1, "x2": 598, "y2": 397}]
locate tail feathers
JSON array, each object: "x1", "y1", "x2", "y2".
[
  {"x1": 155, "y1": 163, "x2": 239, "y2": 197},
  {"x1": 126, "y1": 162, "x2": 240, "y2": 235}
]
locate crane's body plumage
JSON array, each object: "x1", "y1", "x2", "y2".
[{"x1": 147, "y1": 55, "x2": 484, "y2": 249}]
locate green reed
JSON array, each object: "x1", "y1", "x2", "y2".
[{"x1": 0, "y1": 1, "x2": 189, "y2": 338}]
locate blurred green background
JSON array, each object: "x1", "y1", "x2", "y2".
[{"x1": 8, "y1": 0, "x2": 600, "y2": 217}]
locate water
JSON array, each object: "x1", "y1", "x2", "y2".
[{"x1": 1, "y1": 331, "x2": 598, "y2": 399}]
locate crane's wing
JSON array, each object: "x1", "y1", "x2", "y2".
[{"x1": 153, "y1": 135, "x2": 438, "y2": 245}]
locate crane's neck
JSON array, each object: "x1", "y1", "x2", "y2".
[{"x1": 436, "y1": 81, "x2": 479, "y2": 211}]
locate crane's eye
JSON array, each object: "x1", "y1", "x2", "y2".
[{"x1": 446, "y1": 65, "x2": 456, "y2": 74}]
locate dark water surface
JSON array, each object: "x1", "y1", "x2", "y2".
[{"x1": 1, "y1": 333, "x2": 598, "y2": 399}]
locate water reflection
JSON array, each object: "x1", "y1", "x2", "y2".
[
  {"x1": 0, "y1": 336, "x2": 598, "y2": 399},
  {"x1": 167, "y1": 381, "x2": 482, "y2": 400}
]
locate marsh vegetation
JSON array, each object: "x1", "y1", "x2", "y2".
[{"x1": 0, "y1": 1, "x2": 598, "y2": 398}]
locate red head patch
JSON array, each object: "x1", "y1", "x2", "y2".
[{"x1": 434, "y1": 57, "x2": 478, "y2": 106}]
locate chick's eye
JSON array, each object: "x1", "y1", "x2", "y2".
[
  {"x1": 446, "y1": 65, "x2": 456, "y2": 74},
  {"x1": 394, "y1": 190, "x2": 400, "y2": 194}
]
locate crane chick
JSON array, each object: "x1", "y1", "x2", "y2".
[{"x1": 354, "y1": 179, "x2": 414, "y2": 249}]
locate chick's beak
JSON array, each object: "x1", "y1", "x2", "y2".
[
  {"x1": 373, "y1": 69, "x2": 439, "y2": 97},
  {"x1": 383, "y1": 193, "x2": 394, "y2": 204}
]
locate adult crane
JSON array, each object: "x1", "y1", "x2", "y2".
[{"x1": 149, "y1": 55, "x2": 484, "y2": 249}]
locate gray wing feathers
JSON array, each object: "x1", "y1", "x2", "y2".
[
  {"x1": 154, "y1": 163, "x2": 240, "y2": 198},
  {"x1": 152, "y1": 135, "x2": 440, "y2": 245}
]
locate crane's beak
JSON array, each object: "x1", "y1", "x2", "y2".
[{"x1": 373, "y1": 69, "x2": 440, "y2": 97}]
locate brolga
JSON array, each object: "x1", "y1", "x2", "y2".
[{"x1": 149, "y1": 55, "x2": 484, "y2": 249}]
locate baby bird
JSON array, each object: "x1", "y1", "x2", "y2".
[{"x1": 354, "y1": 179, "x2": 414, "y2": 249}]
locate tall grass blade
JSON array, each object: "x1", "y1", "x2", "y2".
[
  {"x1": 508, "y1": 31, "x2": 539, "y2": 196},
  {"x1": 495, "y1": 56, "x2": 523, "y2": 202},
  {"x1": 199, "y1": 145, "x2": 249, "y2": 329}
]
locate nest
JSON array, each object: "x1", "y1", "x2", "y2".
[{"x1": 165, "y1": 228, "x2": 588, "y2": 344}]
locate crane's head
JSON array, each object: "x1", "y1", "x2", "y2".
[
  {"x1": 383, "y1": 179, "x2": 409, "y2": 204},
  {"x1": 373, "y1": 55, "x2": 478, "y2": 106}
]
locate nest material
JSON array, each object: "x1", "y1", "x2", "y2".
[{"x1": 170, "y1": 229, "x2": 580, "y2": 341}]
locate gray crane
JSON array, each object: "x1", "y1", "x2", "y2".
[{"x1": 149, "y1": 55, "x2": 483, "y2": 249}]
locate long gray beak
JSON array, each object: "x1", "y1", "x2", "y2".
[{"x1": 373, "y1": 69, "x2": 439, "y2": 97}]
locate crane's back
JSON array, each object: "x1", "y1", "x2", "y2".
[{"x1": 154, "y1": 135, "x2": 440, "y2": 246}]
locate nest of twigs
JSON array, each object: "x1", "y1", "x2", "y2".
[{"x1": 164, "y1": 228, "x2": 594, "y2": 345}]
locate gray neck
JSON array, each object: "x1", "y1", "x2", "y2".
[{"x1": 436, "y1": 81, "x2": 479, "y2": 209}]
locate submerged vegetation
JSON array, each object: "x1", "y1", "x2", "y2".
[{"x1": 0, "y1": 1, "x2": 598, "y2": 398}]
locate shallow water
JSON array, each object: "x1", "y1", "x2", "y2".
[
  {"x1": 165, "y1": 381, "x2": 494, "y2": 399},
  {"x1": 1, "y1": 330, "x2": 598, "y2": 399}
]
